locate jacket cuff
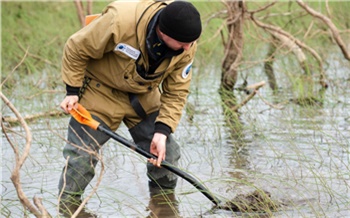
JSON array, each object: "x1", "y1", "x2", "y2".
[
  {"x1": 155, "y1": 122, "x2": 172, "y2": 137},
  {"x1": 66, "y1": 84, "x2": 80, "y2": 96}
]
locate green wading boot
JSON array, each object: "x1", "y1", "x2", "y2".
[
  {"x1": 148, "y1": 174, "x2": 178, "y2": 190},
  {"x1": 59, "y1": 194, "x2": 97, "y2": 218},
  {"x1": 147, "y1": 181, "x2": 179, "y2": 218}
]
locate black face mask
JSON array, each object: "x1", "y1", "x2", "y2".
[
  {"x1": 136, "y1": 8, "x2": 183, "y2": 80},
  {"x1": 146, "y1": 10, "x2": 166, "y2": 61}
]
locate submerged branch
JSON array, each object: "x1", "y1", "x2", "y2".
[
  {"x1": 232, "y1": 81, "x2": 266, "y2": 112},
  {"x1": 33, "y1": 196, "x2": 50, "y2": 217},
  {"x1": 57, "y1": 157, "x2": 69, "y2": 215}
]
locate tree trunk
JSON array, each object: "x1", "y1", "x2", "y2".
[
  {"x1": 264, "y1": 40, "x2": 278, "y2": 91},
  {"x1": 221, "y1": 1, "x2": 245, "y2": 92},
  {"x1": 75, "y1": 0, "x2": 93, "y2": 28},
  {"x1": 219, "y1": 0, "x2": 246, "y2": 134}
]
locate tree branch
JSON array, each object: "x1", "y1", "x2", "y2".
[
  {"x1": 33, "y1": 196, "x2": 50, "y2": 217},
  {"x1": 14, "y1": 37, "x2": 59, "y2": 68},
  {"x1": 1, "y1": 47, "x2": 28, "y2": 87},
  {"x1": 74, "y1": 0, "x2": 85, "y2": 28},
  {"x1": 1, "y1": 91, "x2": 51, "y2": 217},
  {"x1": 232, "y1": 81, "x2": 266, "y2": 112},
  {"x1": 250, "y1": 13, "x2": 328, "y2": 87},
  {"x1": 296, "y1": 0, "x2": 350, "y2": 61}
]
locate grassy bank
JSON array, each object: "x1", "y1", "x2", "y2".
[
  {"x1": 1, "y1": 1, "x2": 223, "y2": 96},
  {"x1": 1, "y1": 2, "x2": 108, "y2": 94},
  {"x1": 1, "y1": 1, "x2": 349, "y2": 104}
]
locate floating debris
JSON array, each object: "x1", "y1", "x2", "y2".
[{"x1": 291, "y1": 96, "x2": 323, "y2": 106}]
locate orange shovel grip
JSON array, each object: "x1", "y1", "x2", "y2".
[
  {"x1": 85, "y1": 14, "x2": 100, "y2": 26},
  {"x1": 70, "y1": 103, "x2": 100, "y2": 130}
]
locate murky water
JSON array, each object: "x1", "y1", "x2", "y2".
[{"x1": 1, "y1": 54, "x2": 349, "y2": 217}]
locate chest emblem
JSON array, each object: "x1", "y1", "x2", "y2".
[{"x1": 114, "y1": 43, "x2": 140, "y2": 60}]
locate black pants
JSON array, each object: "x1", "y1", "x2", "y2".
[{"x1": 58, "y1": 111, "x2": 181, "y2": 200}]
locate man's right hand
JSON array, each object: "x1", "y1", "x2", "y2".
[{"x1": 60, "y1": 95, "x2": 79, "y2": 113}]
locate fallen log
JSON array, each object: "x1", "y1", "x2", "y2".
[{"x1": 2, "y1": 110, "x2": 67, "y2": 126}]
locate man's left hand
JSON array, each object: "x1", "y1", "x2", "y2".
[{"x1": 149, "y1": 133, "x2": 167, "y2": 167}]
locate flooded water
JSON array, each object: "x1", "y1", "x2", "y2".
[{"x1": 1, "y1": 54, "x2": 349, "y2": 217}]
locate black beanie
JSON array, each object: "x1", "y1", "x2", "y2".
[{"x1": 158, "y1": 1, "x2": 202, "y2": 43}]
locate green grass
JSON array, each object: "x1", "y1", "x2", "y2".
[
  {"x1": 1, "y1": 2, "x2": 109, "y2": 92},
  {"x1": 2, "y1": 2, "x2": 76, "y2": 74},
  {"x1": 2, "y1": 1, "x2": 348, "y2": 79}
]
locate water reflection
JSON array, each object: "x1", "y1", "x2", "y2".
[
  {"x1": 218, "y1": 85, "x2": 251, "y2": 181},
  {"x1": 147, "y1": 184, "x2": 180, "y2": 218},
  {"x1": 1, "y1": 57, "x2": 349, "y2": 217},
  {"x1": 59, "y1": 204, "x2": 98, "y2": 218},
  {"x1": 224, "y1": 115, "x2": 250, "y2": 180}
]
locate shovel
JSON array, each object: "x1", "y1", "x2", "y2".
[{"x1": 69, "y1": 103, "x2": 221, "y2": 206}]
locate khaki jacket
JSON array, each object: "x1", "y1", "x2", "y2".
[{"x1": 61, "y1": 0, "x2": 198, "y2": 132}]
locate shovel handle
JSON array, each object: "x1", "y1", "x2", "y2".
[{"x1": 69, "y1": 103, "x2": 221, "y2": 205}]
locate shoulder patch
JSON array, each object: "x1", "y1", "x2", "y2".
[{"x1": 182, "y1": 62, "x2": 193, "y2": 79}]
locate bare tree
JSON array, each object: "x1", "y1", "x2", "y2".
[
  {"x1": 221, "y1": 0, "x2": 245, "y2": 92},
  {"x1": 219, "y1": 1, "x2": 245, "y2": 129},
  {"x1": 219, "y1": 0, "x2": 349, "y2": 107},
  {"x1": 216, "y1": 0, "x2": 349, "y2": 131}
]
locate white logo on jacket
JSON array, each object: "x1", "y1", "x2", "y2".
[{"x1": 182, "y1": 61, "x2": 193, "y2": 79}]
